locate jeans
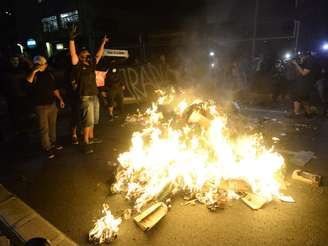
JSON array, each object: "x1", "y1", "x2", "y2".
[
  {"x1": 80, "y1": 96, "x2": 99, "y2": 128},
  {"x1": 35, "y1": 104, "x2": 58, "y2": 151}
]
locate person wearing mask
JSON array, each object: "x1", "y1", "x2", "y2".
[
  {"x1": 69, "y1": 25, "x2": 109, "y2": 154},
  {"x1": 26, "y1": 56, "x2": 65, "y2": 159},
  {"x1": 106, "y1": 65, "x2": 125, "y2": 121},
  {"x1": 290, "y1": 51, "x2": 316, "y2": 118}
]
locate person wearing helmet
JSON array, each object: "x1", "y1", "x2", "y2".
[
  {"x1": 26, "y1": 56, "x2": 65, "y2": 159},
  {"x1": 68, "y1": 25, "x2": 109, "y2": 154}
]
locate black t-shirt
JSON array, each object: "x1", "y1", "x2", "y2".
[
  {"x1": 73, "y1": 61, "x2": 98, "y2": 96},
  {"x1": 29, "y1": 70, "x2": 58, "y2": 106},
  {"x1": 106, "y1": 71, "x2": 123, "y2": 91},
  {"x1": 300, "y1": 58, "x2": 316, "y2": 85}
]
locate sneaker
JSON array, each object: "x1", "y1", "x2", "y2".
[
  {"x1": 72, "y1": 136, "x2": 79, "y2": 145},
  {"x1": 47, "y1": 149, "x2": 55, "y2": 159},
  {"x1": 51, "y1": 143, "x2": 64, "y2": 150},
  {"x1": 82, "y1": 144, "x2": 94, "y2": 154},
  {"x1": 89, "y1": 138, "x2": 103, "y2": 144}
]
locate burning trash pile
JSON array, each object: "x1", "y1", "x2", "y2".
[{"x1": 89, "y1": 89, "x2": 294, "y2": 244}]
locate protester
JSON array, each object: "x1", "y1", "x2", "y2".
[
  {"x1": 2, "y1": 54, "x2": 32, "y2": 136},
  {"x1": 65, "y1": 63, "x2": 80, "y2": 144},
  {"x1": 105, "y1": 66, "x2": 125, "y2": 121},
  {"x1": 290, "y1": 51, "x2": 316, "y2": 118},
  {"x1": 26, "y1": 56, "x2": 65, "y2": 159},
  {"x1": 69, "y1": 25, "x2": 109, "y2": 154},
  {"x1": 314, "y1": 67, "x2": 327, "y2": 116}
]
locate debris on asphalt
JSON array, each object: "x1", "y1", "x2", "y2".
[
  {"x1": 280, "y1": 133, "x2": 287, "y2": 137},
  {"x1": 241, "y1": 193, "x2": 267, "y2": 210},
  {"x1": 292, "y1": 170, "x2": 322, "y2": 186},
  {"x1": 272, "y1": 137, "x2": 280, "y2": 143},
  {"x1": 277, "y1": 194, "x2": 295, "y2": 203},
  {"x1": 134, "y1": 202, "x2": 168, "y2": 231},
  {"x1": 290, "y1": 151, "x2": 315, "y2": 167},
  {"x1": 89, "y1": 205, "x2": 122, "y2": 244},
  {"x1": 278, "y1": 150, "x2": 315, "y2": 167},
  {"x1": 183, "y1": 199, "x2": 197, "y2": 206},
  {"x1": 123, "y1": 209, "x2": 132, "y2": 220}
]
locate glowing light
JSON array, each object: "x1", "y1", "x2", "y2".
[
  {"x1": 209, "y1": 51, "x2": 215, "y2": 57},
  {"x1": 211, "y1": 63, "x2": 215, "y2": 68},
  {"x1": 56, "y1": 43, "x2": 64, "y2": 50},
  {"x1": 27, "y1": 39, "x2": 37, "y2": 48},
  {"x1": 322, "y1": 43, "x2": 328, "y2": 51},
  {"x1": 284, "y1": 52, "x2": 291, "y2": 60}
]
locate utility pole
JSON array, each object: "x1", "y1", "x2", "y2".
[{"x1": 251, "y1": 0, "x2": 259, "y2": 58}]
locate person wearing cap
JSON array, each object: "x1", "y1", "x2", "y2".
[
  {"x1": 26, "y1": 56, "x2": 65, "y2": 159},
  {"x1": 69, "y1": 25, "x2": 109, "y2": 154}
]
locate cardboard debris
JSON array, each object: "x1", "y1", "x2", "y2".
[
  {"x1": 134, "y1": 202, "x2": 168, "y2": 231},
  {"x1": 278, "y1": 150, "x2": 315, "y2": 167},
  {"x1": 291, "y1": 151, "x2": 315, "y2": 167},
  {"x1": 241, "y1": 193, "x2": 267, "y2": 210},
  {"x1": 277, "y1": 195, "x2": 295, "y2": 203},
  {"x1": 292, "y1": 170, "x2": 322, "y2": 186}
]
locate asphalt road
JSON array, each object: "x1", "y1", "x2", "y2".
[{"x1": 1, "y1": 108, "x2": 328, "y2": 246}]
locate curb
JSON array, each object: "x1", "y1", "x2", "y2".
[{"x1": 0, "y1": 184, "x2": 77, "y2": 245}]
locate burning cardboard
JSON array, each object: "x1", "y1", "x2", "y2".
[
  {"x1": 89, "y1": 205, "x2": 122, "y2": 244},
  {"x1": 241, "y1": 193, "x2": 267, "y2": 210},
  {"x1": 134, "y1": 202, "x2": 168, "y2": 231},
  {"x1": 292, "y1": 169, "x2": 321, "y2": 186}
]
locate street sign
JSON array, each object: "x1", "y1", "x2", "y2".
[{"x1": 104, "y1": 49, "x2": 129, "y2": 58}]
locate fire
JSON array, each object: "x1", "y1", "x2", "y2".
[
  {"x1": 89, "y1": 204, "x2": 122, "y2": 244},
  {"x1": 112, "y1": 89, "x2": 289, "y2": 211}
]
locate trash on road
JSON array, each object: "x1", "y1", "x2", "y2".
[
  {"x1": 89, "y1": 204, "x2": 122, "y2": 244},
  {"x1": 290, "y1": 151, "x2": 315, "y2": 167},
  {"x1": 292, "y1": 169, "x2": 322, "y2": 186},
  {"x1": 134, "y1": 202, "x2": 168, "y2": 231},
  {"x1": 272, "y1": 137, "x2": 280, "y2": 143},
  {"x1": 123, "y1": 208, "x2": 132, "y2": 220},
  {"x1": 280, "y1": 133, "x2": 287, "y2": 137},
  {"x1": 241, "y1": 193, "x2": 267, "y2": 210},
  {"x1": 278, "y1": 150, "x2": 315, "y2": 167}
]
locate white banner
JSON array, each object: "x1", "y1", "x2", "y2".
[{"x1": 104, "y1": 49, "x2": 129, "y2": 58}]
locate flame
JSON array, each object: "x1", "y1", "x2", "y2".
[
  {"x1": 112, "y1": 89, "x2": 288, "y2": 211},
  {"x1": 89, "y1": 204, "x2": 122, "y2": 244}
]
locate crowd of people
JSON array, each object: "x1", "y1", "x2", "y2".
[
  {"x1": 0, "y1": 27, "x2": 125, "y2": 159},
  {"x1": 0, "y1": 30, "x2": 328, "y2": 160}
]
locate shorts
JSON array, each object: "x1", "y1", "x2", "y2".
[
  {"x1": 80, "y1": 96, "x2": 99, "y2": 128},
  {"x1": 289, "y1": 80, "x2": 313, "y2": 102},
  {"x1": 107, "y1": 89, "x2": 124, "y2": 113}
]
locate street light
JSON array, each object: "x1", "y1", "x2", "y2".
[
  {"x1": 209, "y1": 51, "x2": 215, "y2": 57},
  {"x1": 322, "y1": 43, "x2": 328, "y2": 51},
  {"x1": 284, "y1": 52, "x2": 291, "y2": 60}
]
